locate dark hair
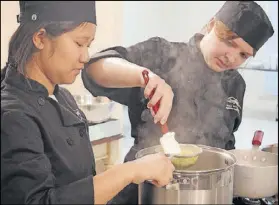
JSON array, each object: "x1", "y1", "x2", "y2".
[{"x1": 1, "y1": 21, "x2": 85, "y2": 83}]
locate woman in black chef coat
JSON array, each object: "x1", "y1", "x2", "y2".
[
  {"x1": 81, "y1": 1, "x2": 274, "y2": 204},
  {"x1": 1, "y1": 1, "x2": 176, "y2": 204}
]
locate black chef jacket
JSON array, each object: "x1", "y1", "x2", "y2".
[
  {"x1": 82, "y1": 33, "x2": 246, "y2": 204},
  {"x1": 83, "y1": 33, "x2": 246, "y2": 150},
  {"x1": 1, "y1": 66, "x2": 96, "y2": 204}
]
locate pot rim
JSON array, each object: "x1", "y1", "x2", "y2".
[
  {"x1": 136, "y1": 144, "x2": 237, "y2": 174},
  {"x1": 175, "y1": 144, "x2": 237, "y2": 174},
  {"x1": 261, "y1": 143, "x2": 278, "y2": 152},
  {"x1": 262, "y1": 143, "x2": 278, "y2": 147},
  {"x1": 229, "y1": 149, "x2": 278, "y2": 168},
  {"x1": 234, "y1": 163, "x2": 278, "y2": 169}
]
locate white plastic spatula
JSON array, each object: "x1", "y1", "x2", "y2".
[
  {"x1": 142, "y1": 70, "x2": 181, "y2": 155},
  {"x1": 160, "y1": 132, "x2": 181, "y2": 155}
]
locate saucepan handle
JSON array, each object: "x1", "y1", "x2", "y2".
[{"x1": 252, "y1": 130, "x2": 264, "y2": 146}]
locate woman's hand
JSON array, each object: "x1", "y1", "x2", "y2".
[
  {"x1": 130, "y1": 153, "x2": 175, "y2": 187},
  {"x1": 140, "y1": 70, "x2": 174, "y2": 125}
]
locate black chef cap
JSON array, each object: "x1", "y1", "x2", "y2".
[
  {"x1": 215, "y1": 1, "x2": 274, "y2": 54},
  {"x1": 17, "y1": 1, "x2": 96, "y2": 25}
]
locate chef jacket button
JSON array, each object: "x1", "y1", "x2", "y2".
[
  {"x1": 66, "y1": 138, "x2": 74, "y2": 146},
  {"x1": 141, "y1": 109, "x2": 152, "y2": 122},
  {"x1": 37, "y1": 97, "x2": 45, "y2": 106},
  {"x1": 79, "y1": 128, "x2": 85, "y2": 137},
  {"x1": 31, "y1": 14, "x2": 37, "y2": 21}
]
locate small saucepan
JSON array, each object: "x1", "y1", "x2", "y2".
[{"x1": 229, "y1": 130, "x2": 278, "y2": 199}]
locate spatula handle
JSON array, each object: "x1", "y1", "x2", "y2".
[{"x1": 142, "y1": 70, "x2": 169, "y2": 134}]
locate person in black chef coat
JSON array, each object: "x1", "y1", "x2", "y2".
[
  {"x1": 1, "y1": 1, "x2": 176, "y2": 204},
  {"x1": 81, "y1": 1, "x2": 275, "y2": 204}
]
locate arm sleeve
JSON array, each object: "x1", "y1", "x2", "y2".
[
  {"x1": 231, "y1": 75, "x2": 246, "y2": 132},
  {"x1": 225, "y1": 71, "x2": 246, "y2": 133},
  {"x1": 1, "y1": 111, "x2": 94, "y2": 204},
  {"x1": 81, "y1": 37, "x2": 171, "y2": 106}
]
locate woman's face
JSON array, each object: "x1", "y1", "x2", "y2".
[
  {"x1": 200, "y1": 22, "x2": 254, "y2": 72},
  {"x1": 36, "y1": 22, "x2": 96, "y2": 84}
]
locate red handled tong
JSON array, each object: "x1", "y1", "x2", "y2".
[{"x1": 142, "y1": 70, "x2": 169, "y2": 134}]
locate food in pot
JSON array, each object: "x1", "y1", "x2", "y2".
[{"x1": 170, "y1": 144, "x2": 203, "y2": 170}]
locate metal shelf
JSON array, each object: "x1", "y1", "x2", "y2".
[{"x1": 238, "y1": 67, "x2": 278, "y2": 72}]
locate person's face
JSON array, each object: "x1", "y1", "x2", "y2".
[
  {"x1": 200, "y1": 21, "x2": 254, "y2": 72},
  {"x1": 35, "y1": 22, "x2": 96, "y2": 84}
]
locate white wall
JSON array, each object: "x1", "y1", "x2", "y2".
[
  {"x1": 122, "y1": 1, "x2": 225, "y2": 46},
  {"x1": 1, "y1": 1, "x2": 19, "y2": 69}
]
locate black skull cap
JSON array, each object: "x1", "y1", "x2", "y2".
[
  {"x1": 17, "y1": 1, "x2": 97, "y2": 25},
  {"x1": 215, "y1": 1, "x2": 274, "y2": 53}
]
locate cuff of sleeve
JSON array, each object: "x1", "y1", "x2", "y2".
[{"x1": 55, "y1": 175, "x2": 94, "y2": 204}]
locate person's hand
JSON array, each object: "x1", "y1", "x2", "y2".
[
  {"x1": 130, "y1": 153, "x2": 175, "y2": 187},
  {"x1": 140, "y1": 70, "x2": 174, "y2": 125}
]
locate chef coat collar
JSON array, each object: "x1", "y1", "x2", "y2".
[
  {"x1": 189, "y1": 33, "x2": 206, "y2": 60},
  {"x1": 2, "y1": 65, "x2": 88, "y2": 128},
  {"x1": 188, "y1": 33, "x2": 221, "y2": 76},
  {"x1": 3, "y1": 65, "x2": 59, "y2": 97}
]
